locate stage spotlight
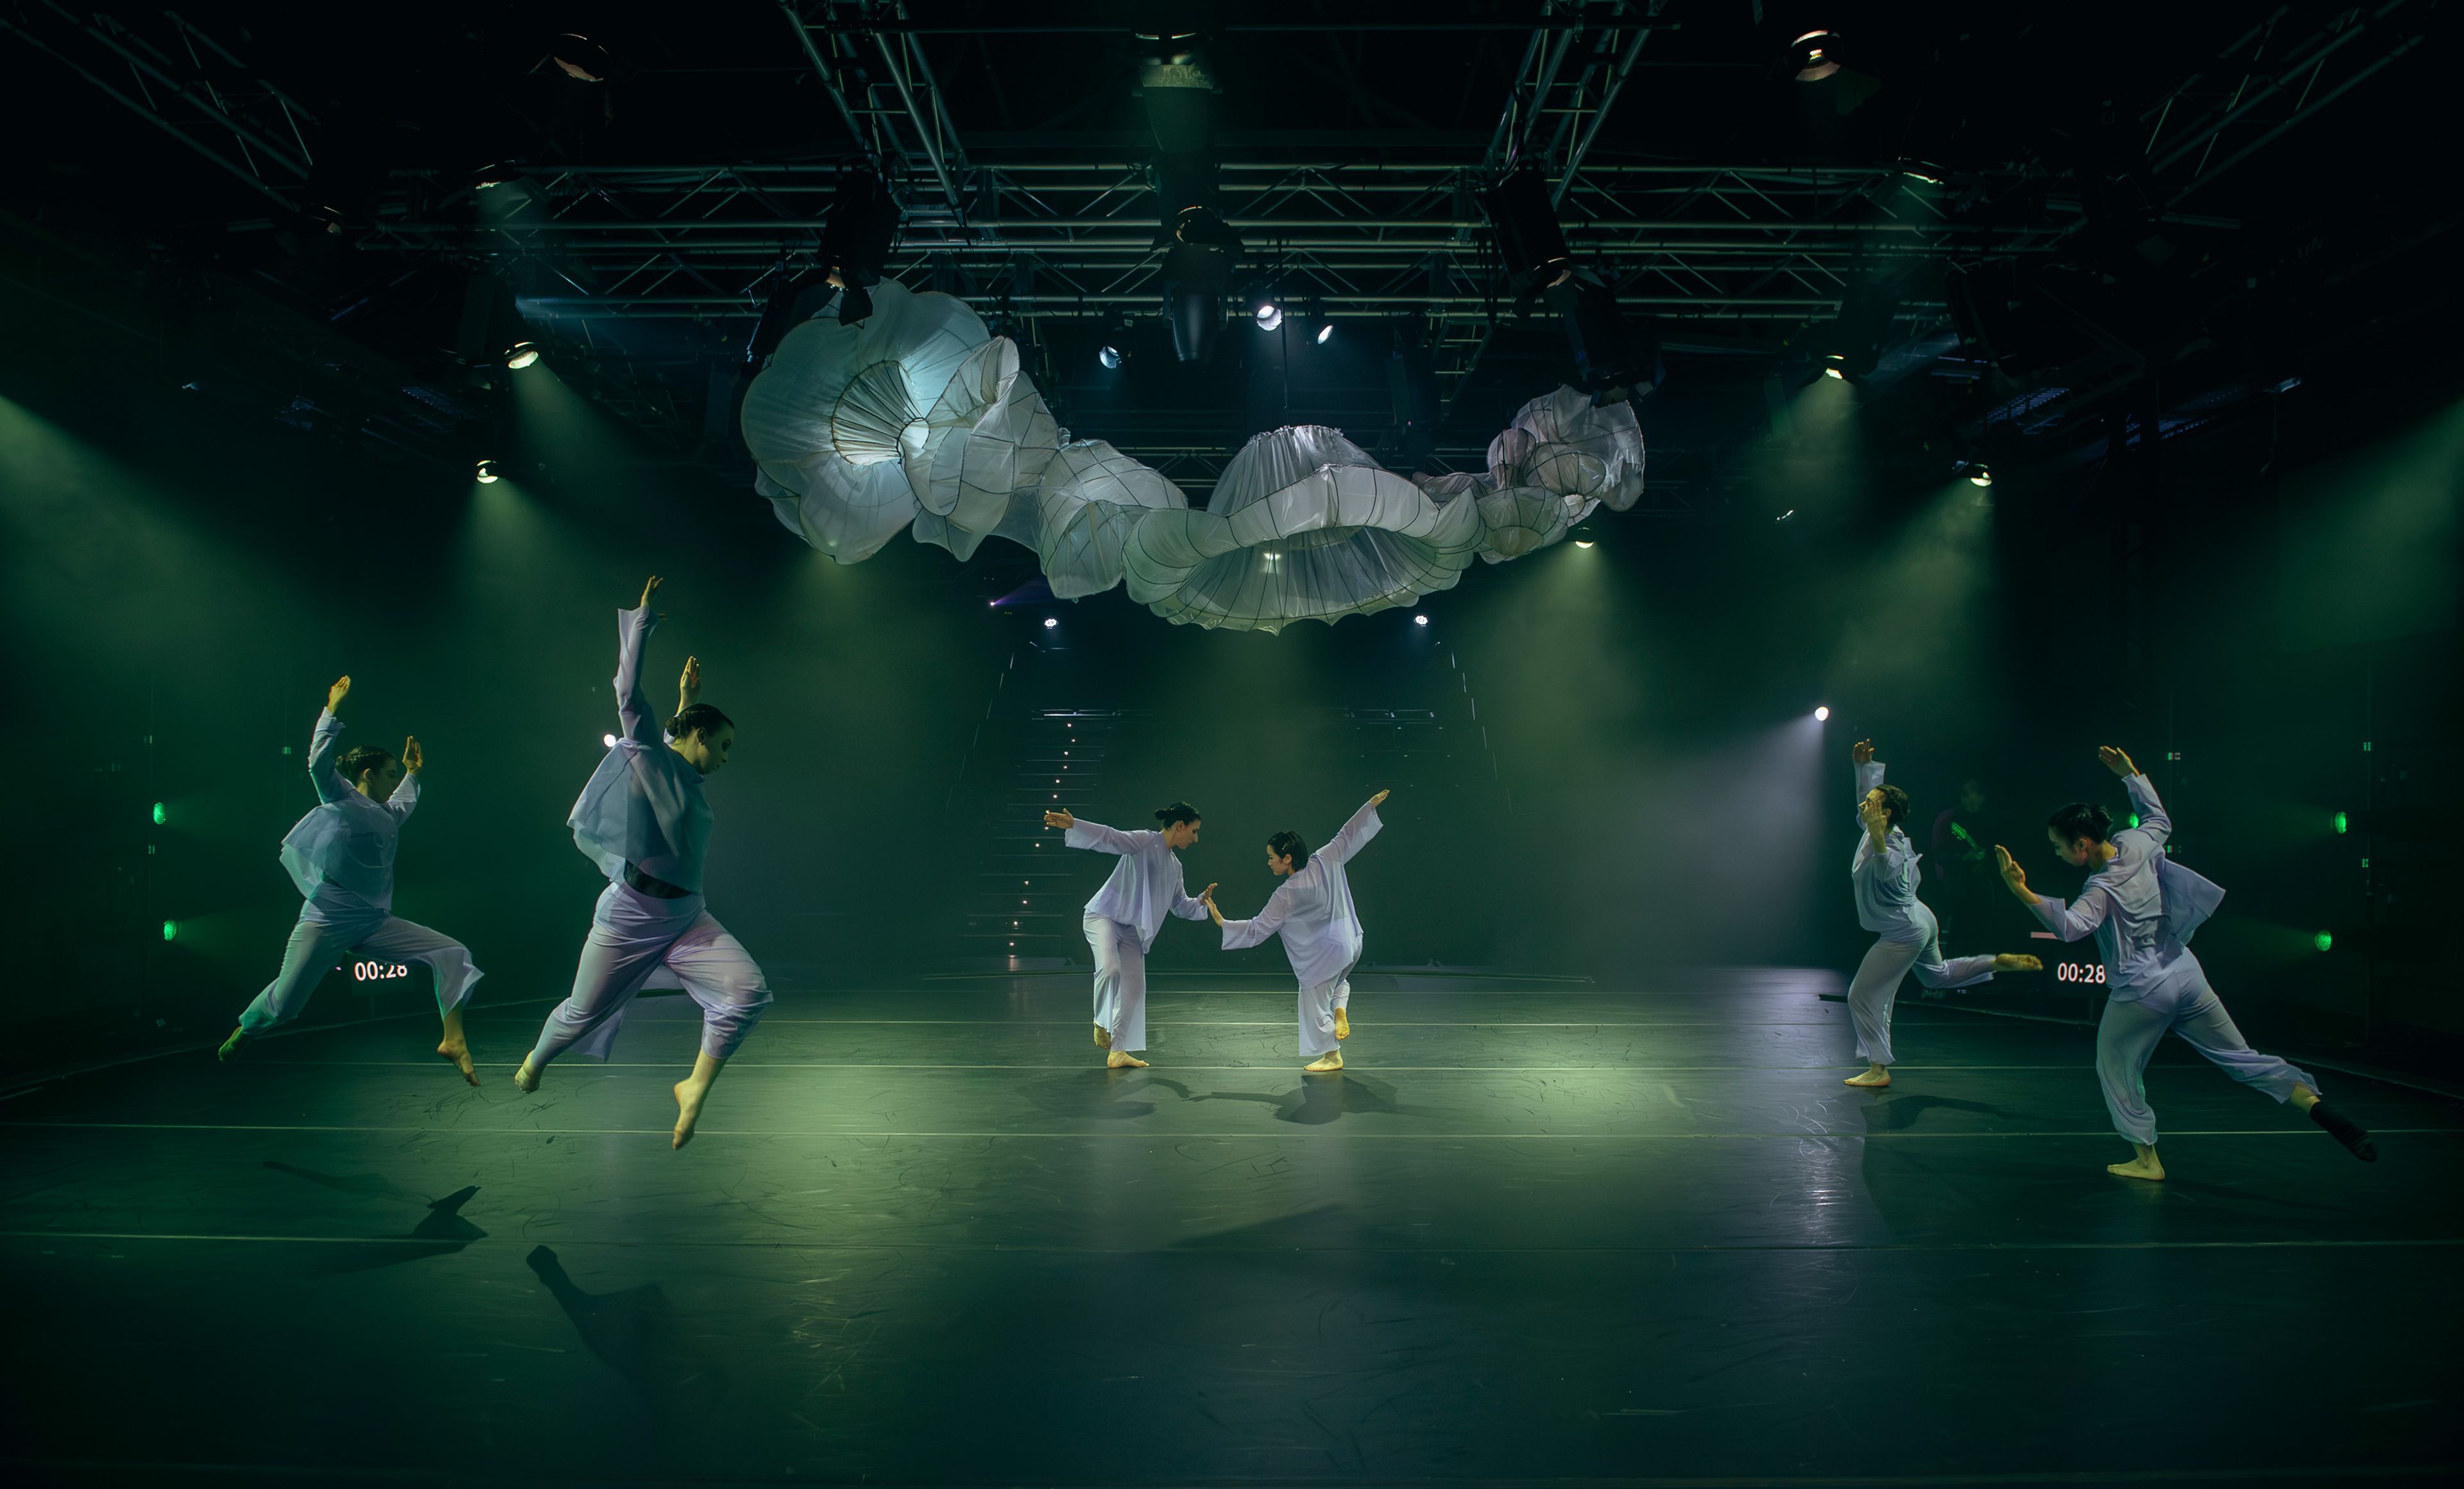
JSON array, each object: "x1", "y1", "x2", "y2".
[
  {"x1": 1254, "y1": 298, "x2": 1283, "y2": 332},
  {"x1": 1316, "y1": 321, "x2": 1334, "y2": 345},
  {"x1": 161, "y1": 919, "x2": 178, "y2": 942},
  {"x1": 818, "y1": 170, "x2": 900, "y2": 325},
  {"x1": 603, "y1": 733, "x2": 617, "y2": 748},
  {"x1": 151, "y1": 802, "x2": 167, "y2": 826},
  {"x1": 1967, "y1": 464, "x2": 1994, "y2": 487},
  {"x1": 1791, "y1": 30, "x2": 1843, "y2": 83},
  {"x1": 506, "y1": 341, "x2": 540, "y2": 370},
  {"x1": 1043, "y1": 617, "x2": 1059, "y2": 629},
  {"x1": 1099, "y1": 343, "x2": 1124, "y2": 370},
  {"x1": 2332, "y1": 810, "x2": 2348, "y2": 834},
  {"x1": 1814, "y1": 706, "x2": 1831, "y2": 721},
  {"x1": 1778, "y1": 509, "x2": 1797, "y2": 522},
  {"x1": 1822, "y1": 366, "x2": 1846, "y2": 380},
  {"x1": 475, "y1": 459, "x2": 501, "y2": 483},
  {"x1": 1574, "y1": 538, "x2": 1595, "y2": 549},
  {"x1": 1413, "y1": 614, "x2": 1428, "y2": 627},
  {"x1": 2313, "y1": 931, "x2": 2334, "y2": 952}
]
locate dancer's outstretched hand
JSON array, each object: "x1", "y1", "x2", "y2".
[
  {"x1": 1043, "y1": 809, "x2": 1075, "y2": 830},
  {"x1": 1199, "y1": 883, "x2": 1217, "y2": 905},
  {"x1": 679, "y1": 654, "x2": 701, "y2": 706},
  {"x1": 1992, "y1": 953, "x2": 2044, "y2": 973},
  {"x1": 1994, "y1": 844, "x2": 2029, "y2": 892},
  {"x1": 1369, "y1": 789, "x2": 1390, "y2": 807},
  {"x1": 638, "y1": 575, "x2": 663, "y2": 611},
  {"x1": 2099, "y1": 745, "x2": 2137, "y2": 778},
  {"x1": 402, "y1": 736, "x2": 424, "y2": 773},
  {"x1": 1852, "y1": 738, "x2": 1874, "y2": 765},
  {"x1": 327, "y1": 675, "x2": 352, "y2": 714}
]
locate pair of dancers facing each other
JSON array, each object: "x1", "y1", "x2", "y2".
[
  {"x1": 1043, "y1": 790, "x2": 1389, "y2": 1073},
  {"x1": 1847, "y1": 738, "x2": 2378, "y2": 1180},
  {"x1": 221, "y1": 576, "x2": 772, "y2": 1148}
]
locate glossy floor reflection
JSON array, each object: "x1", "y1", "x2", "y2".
[{"x1": 2, "y1": 971, "x2": 2457, "y2": 1486}]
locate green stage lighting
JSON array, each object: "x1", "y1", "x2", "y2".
[
  {"x1": 161, "y1": 920, "x2": 178, "y2": 942},
  {"x1": 2332, "y1": 810, "x2": 2348, "y2": 834},
  {"x1": 151, "y1": 801, "x2": 167, "y2": 826},
  {"x1": 2313, "y1": 931, "x2": 2334, "y2": 952}
]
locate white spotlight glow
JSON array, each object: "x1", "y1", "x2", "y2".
[
  {"x1": 1254, "y1": 301, "x2": 1283, "y2": 331},
  {"x1": 1822, "y1": 366, "x2": 1845, "y2": 380},
  {"x1": 1814, "y1": 706, "x2": 1831, "y2": 722},
  {"x1": 1413, "y1": 614, "x2": 1428, "y2": 627},
  {"x1": 1574, "y1": 540, "x2": 1595, "y2": 549},
  {"x1": 1043, "y1": 617, "x2": 1059, "y2": 629},
  {"x1": 1099, "y1": 345, "x2": 1123, "y2": 370},
  {"x1": 475, "y1": 459, "x2": 500, "y2": 484},
  {"x1": 1315, "y1": 322, "x2": 1333, "y2": 345},
  {"x1": 603, "y1": 733, "x2": 617, "y2": 747},
  {"x1": 1968, "y1": 464, "x2": 1994, "y2": 487},
  {"x1": 505, "y1": 342, "x2": 539, "y2": 370}
]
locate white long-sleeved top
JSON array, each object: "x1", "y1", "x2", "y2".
[
  {"x1": 1218, "y1": 798, "x2": 1383, "y2": 990},
  {"x1": 1065, "y1": 817, "x2": 1209, "y2": 951},
  {"x1": 569, "y1": 606, "x2": 713, "y2": 892},
  {"x1": 278, "y1": 709, "x2": 418, "y2": 914},
  {"x1": 1850, "y1": 759, "x2": 1928, "y2": 940},
  {"x1": 2025, "y1": 772, "x2": 2226, "y2": 1002}
]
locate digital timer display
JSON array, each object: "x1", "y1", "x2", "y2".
[
  {"x1": 352, "y1": 961, "x2": 411, "y2": 982},
  {"x1": 2054, "y1": 960, "x2": 2108, "y2": 985}
]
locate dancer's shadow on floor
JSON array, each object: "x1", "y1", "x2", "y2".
[
  {"x1": 527, "y1": 1245, "x2": 730, "y2": 1434},
  {"x1": 1853, "y1": 1092, "x2": 2053, "y2": 1133},
  {"x1": 1020, "y1": 1068, "x2": 1193, "y2": 1119},
  {"x1": 264, "y1": 1161, "x2": 486, "y2": 1274},
  {"x1": 1192, "y1": 1073, "x2": 1421, "y2": 1126}
]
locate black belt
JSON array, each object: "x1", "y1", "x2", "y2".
[{"x1": 624, "y1": 862, "x2": 694, "y2": 899}]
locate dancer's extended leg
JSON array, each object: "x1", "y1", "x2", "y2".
[
  {"x1": 517, "y1": 885, "x2": 687, "y2": 1091},
  {"x1": 355, "y1": 915, "x2": 485, "y2": 1085},
  {"x1": 224, "y1": 915, "x2": 363, "y2": 1059},
  {"x1": 2094, "y1": 993, "x2": 2173, "y2": 1179},
  {"x1": 1333, "y1": 980, "x2": 1351, "y2": 1041},
  {"x1": 2169, "y1": 985, "x2": 2376, "y2": 1161},
  {"x1": 1843, "y1": 937, "x2": 1921, "y2": 1087},
  {"x1": 660, "y1": 912, "x2": 771, "y2": 1148},
  {"x1": 1085, "y1": 916, "x2": 1149, "y2": 1068}
]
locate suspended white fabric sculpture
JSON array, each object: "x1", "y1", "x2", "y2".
[
  {"x1": 738, "y1": 281, "x2": 986, "y2": 562},
  {"x1": 1033, "y1": 439, "x2": 1190, "y2": 600},
  {"x1": 903, "y1": 337, "x2": 1063, "y2": 561},
  {"x1": 1122, "y1": 425, "x2": 1487, "y2": 633},
  {"x1": 739, "y1": 280, "x2": 1644, "y2": 625}
]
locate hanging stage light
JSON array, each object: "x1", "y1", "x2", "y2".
[
  {"x1": 1253, "y1": 298, "x2": 1282, "y2": 331},
  {"x1": 1968, "y1": 464, "x2": 1994, "y2": 487},
  {"x1": 1043, "y1": 617, "x2": 1059, "y2": 629},
  {"x1": 1099, "y1": 343, "x2": 1124, "y2": 370},
  {"x1": 1142, "y1": 38, "x2": 1238, "y2": 363},
  {"x1": 1316, "y1": 321, "x2": 1334, "y2": 345},
  {"x1": 817, "y1": 169, "x2": 900, "y2": 325},
  {"x1": 1790, "y1": 30, "x2": 1843, "y2": 82},
  {"x1": 505, "y1": 341, "x2": 539, "y2": 369},
  {"x1": 1814, "y1": 706, "x2": 1831, "y2": 721},
  {"x1": 1479, "y1": 167, "x2": 1657, "y2": 399},
  {"x1": 475, "y1": 459, "x2": 501, "y2": 483}
]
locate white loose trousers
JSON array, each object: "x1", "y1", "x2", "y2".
[
  {"x1": 529, "y1": 883, "x2": 771, "y2": 1067},
  {"x1": 1845, "y1": 903, "x2": 1995, "y2": 1068},
  {"x1": 1084, "y1": 915, "x2": 1149, "y2": 1053},
  {"x1": 239, "y1": 906, "x2": 483, "y2": 1034},
  {"x1": 2094, "y1": 965, "x2": 2316, "y2": 1145},
  {"x1": 1299, "y1": 976, "x2": 1348, "y2": 1059}
]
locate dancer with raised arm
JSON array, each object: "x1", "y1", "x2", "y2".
[
  {"x1": 1842, "y1": 738, "x2": 2043, "y2": 1089},
  {"x1": 513, "y1": 576, "x2": 772, "y2": 1149},
  {"x1": 1045, "y1": 801, "x2": 1214, "y2": 1069},
  {"x1": 1997, "y1": 745, "x2": 2377, "y2": 1180},
  {"x1": 1205, "y1": 790, "x2": 1388, "y2": 1073},
  {"x1": 221, "y1": 676, "x2": 484, "y2": 1080}
]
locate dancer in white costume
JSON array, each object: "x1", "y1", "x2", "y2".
[
  {"x1": 1205, "y1": 790, "x2": 1388, "y2": 1072},
  {"x1": 220, "y1": 675, "x2": 484, "y2": 1082},
  {"x1": 1997, "y1": 745, "x2": 2377, "y2": 1180},
  {"x1": 1043, "y1": 801, "x2": 1214, "y2": 1069},
  {"x1": 1843, "y1": 739, "x2": 2042, "y2": 1088},
  {"x1": 514, "y1": 577, "x2": 772, "y2": 1149}
]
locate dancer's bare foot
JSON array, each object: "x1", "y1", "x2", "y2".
[
  {"x1": 437, "y1": 1010, "x2": 477, "y2": 1086},
  {"x1": 1844, "y1": 1064, "x2": 1892, "y2": 1088},
  {"x1": 1333, "y1": 1008, "x2": 1349, "y2": 1041},
  {"x1": 1305, "y1": 1052, "x2": 1343, "y2": 1073},
  {"x1": 672, "y1": 1080, "x2": 710, "y2": 1149},
  {"x1": 216, "y1": 1027, "x2": 246, "y2": 1062},
  {"x1": 512, "y1": 1058, "x2": 540, "y2": 1093},
  {"x1": 1992, "y1": 953, "x2": 2044, "y2": 973},
  {"x1": 1106, "y1": 1051, "x2": 1148, "y2": 1069},
  {"x1": 1093, "y1": 1022, "x2": 1111, "y2": 1050},
  {"x1": 2107, "y1": 1142, "x2": 2166, "y2": 1182}
]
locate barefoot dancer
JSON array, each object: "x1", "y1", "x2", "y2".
[
  {"x1": 1045, "y1": 803, "x2": 1214, "y2": 1069},
  {"x1": 1843, "y1": 739, "x2": 2043, "y2": 1089},
  {"x1": 1997, "y1": 746, "x2": 2377, "y2": 1181},
  {"x1": 220, "y1": 676, "x2": 484, "y2": 1082},
  {"x1": 1205, "y1": 791, "x2": 1388, "y2": 1073},
  {"x1": 514, "y1": 577, "x2": 772, "y2": 1149}
]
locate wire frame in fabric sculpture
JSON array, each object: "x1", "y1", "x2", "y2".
[
  {"x1": 1123, "y1": 425, "x2": 1487, "y2": 632},
  {"x1": 1034, "y1": 439, "x2": 1190, "y2": 599},
  {"x1": 903, "y1": 337, "x2": 1063, "y2": 561},
  {"x1": 739, "y1": 281, "x2": 986, "y2": 562}
]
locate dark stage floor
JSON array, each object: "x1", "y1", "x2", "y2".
[{"x1": 2, "y1": 971, "x2": 2458, "y2": 1488}]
